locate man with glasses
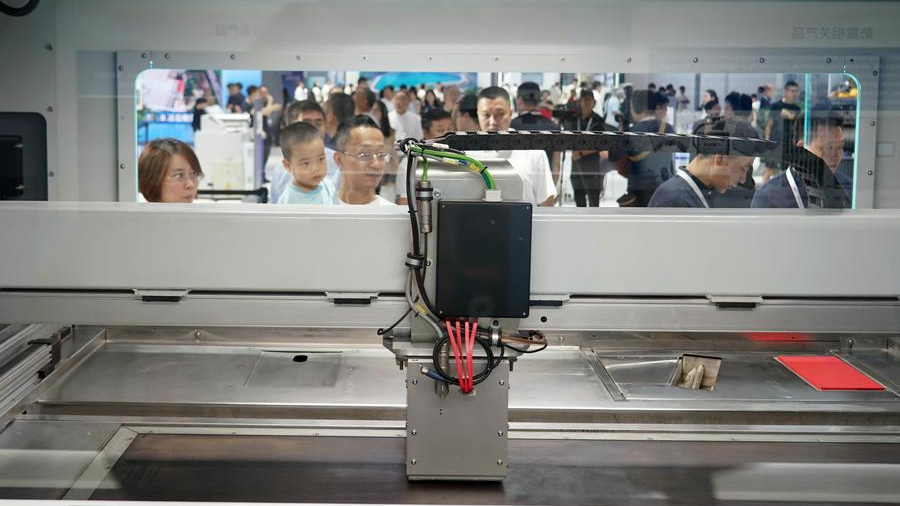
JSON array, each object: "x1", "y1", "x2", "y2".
[
  {"x1": 474, "y1": 86, "x2": 556, "y2": 206},
  {"x1": 333, "y1": 116, "x2": 395, "y2": 205}
]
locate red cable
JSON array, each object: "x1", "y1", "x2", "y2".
[
  {"x1": 445, "y1": 319, "x2": 465, "y2": 390},
  {"x1": 469, "y1": 318, "x2": 478, "y2": 391},
  {"x1": 456, "y1": 319, "x2": 466, "y2": 391},
  {"x1": 465, "y1": 320, "x2": 475, "y2": 392}
]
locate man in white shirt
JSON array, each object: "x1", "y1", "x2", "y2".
[
  {"x1": 333, "y1": 116, "x2": 395, "y2": 205},
  {"x1": 475, "y1": 86, "x2": 556, "y2": 206},
  {"x1": 388, "y1": 90, "x2": 423, "y2": 140}
]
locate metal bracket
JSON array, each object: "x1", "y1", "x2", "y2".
[
  {"x1": 706, "y1": 295, "x2": 763, "y2": 309},
  {"x1": 326, "y1": 292, "x2": 379, "y2": 305},
  {"x1": 133, "y1": 289, "x2": 189, "y2": 302}
]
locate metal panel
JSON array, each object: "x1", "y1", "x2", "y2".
[
  {"x1": 2, "y1": 204, "x2": 900, "y2": 299},
  {"x1": 406, "y1": 359, "x2": 509, "y2": 480}
]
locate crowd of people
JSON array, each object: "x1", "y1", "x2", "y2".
[{"x1": 141, "y1": 75, "x2": 850, "y2": 210}]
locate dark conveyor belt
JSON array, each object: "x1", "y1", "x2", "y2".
[{"x1": 89, "y1": 434, "x2": 900, "y2": 505}]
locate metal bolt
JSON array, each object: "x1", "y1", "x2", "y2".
[
  {"x1": 48, "y1": 171, "x2": 55, "y2": 177},
  {"x1": 164, "y1": 53, "x2": 171, "y2": 59},
  {"x1": 295, "y1": 55, "x2": 301, "y2": 60},
  {"x1": 560, "y1": 56, "x2": 566, "y2": 62},
  {"x1": 141, "y1": 53, "x2": 147, "y2": 59},
  {"x1": 119, "y1": 163, "x2": 126, "y2": 170},
  {"x1": 46, "y1": 106, "x2": 53, "y2": 112},
  {"x1": 410, "y1": 459, "x2": 417, "y2": 465},
  {"x1": 759, "y1": 57, "x2": 766, "y2": 64},
  {"x1": 867, "y1": 169, "x2": 873, "y2": 176},
  {"x1": 117, "y1": 65, "x2": 124, "y2": 71},
  {"x1": 499, "y1": 380, "x2": 505, "y2": 386},
  {"x1": 873, "y1": 71, "x2": 878, "y2": 76},
  {"x1": 497, "y1": 459, "x2": 504, "y2": 466},
  {"x1": 626, "y1": 57, "x2": 632, "y2": 63},
  {"x1": 427, "y1": 55, "x2": 434, "y2": 61},
  {"x1": 848, "y1": 337, "x2": 855, "y2": 349},
  {"x1": 230, "y1": 54, "x2": 236, "y2": 60},
  {"x1": 411, "y1": 429, "x2": 417, "y2": 435},
  {"x1": 497, "y1": 430, "x2": 504, "y2": 436},
  {"x1": 44, "y1": 44, "x2": 53, "y2": 51},
  {"x1": 362, "y1": 55, "x2": 368, "y2": 60},
  {"x1": 412, "y1": 378, "x2": 418, "y2": 385},
  {"x1": 692, "y1": 57, "x2": 699, "y2": 63},
  {"x1": 870, "y1": 120, "x2": 876, "y2": 126},
  {"x1": 195, "y1": 330, "x2": 201, "y2": 338},
  {"x1": 493, "y1": 56, "x2": 500, "y2": 62},
  {"x1": 826, "y1": 57, "x2": 832, "y2": 64}
]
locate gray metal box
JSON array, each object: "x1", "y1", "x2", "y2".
[{"x1": 405, "y1": 359, "x2": 509, "y2": 481}]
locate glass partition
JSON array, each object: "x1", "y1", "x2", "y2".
[{"x1": 134, "y1": 69, "x2": 859, "y2": 209}]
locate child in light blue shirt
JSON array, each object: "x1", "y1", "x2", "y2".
[{"x1": 277, "y1": 122, "x2": 336, "y2": 205}]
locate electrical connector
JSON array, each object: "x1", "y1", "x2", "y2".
[{"x1": 483, "y1": 188, "x2": 502, "y2": 202}]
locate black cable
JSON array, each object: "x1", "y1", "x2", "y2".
[
  {"x1": 376, "y1": 306, "x2": 413, "y2": 336},
  {"x1": 501, "y1": 341, "x2": 548, "y2": 354},
  {"x1": 431, "y1": 334, "x2": 503, "y2": 385},
  {"x1": 0, "y1": 0, "x2": 39, "y2": 16},
  {"x1": 403, "y1": 144, "x2": 438, "y2": 318}
]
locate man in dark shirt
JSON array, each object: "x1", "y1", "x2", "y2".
[
  {"x1": 562, "y1": 90, "x2": 609, "y2": 207},
  {"x1": 763, "y1": 80, "x2": 802, "y2": 181},
  {"x1": 511, "y1": 82, "x2": 561, "y2": 187},
  {"x1": 623, "y1": 89, "x2": 675, "y2": 207},
  {"x1": 752, "y1": 113, "x2": 850, "y2": 209},
  {"x1": 226, "y1": 82, "x2": 245, "y2": 113},
  {"x1": 649, "y1": 119, "x2": 756, "y2": 208}
]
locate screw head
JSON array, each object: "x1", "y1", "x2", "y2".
[
  {"x1": 362, "y1": 55, "x2": 368, "y2": 60},
  {"x1": 141, "y1": 53, "x2": 147, "y2": 59},
  {"x1": 230, "y1": 53, "x2": 236, "y2": 60},
  {"x1": 826, "y1": 57, "x2": 832, "y2": 63},
  {"x1": 46, "y1": 106, "x2": 53, "y2": 112},
  {"x1": 626, "y1": 57, "x2": 632, "y2": 63},
  {"x1": 692, "y1": 57, "x2": 699, "y2": 63},
  {"x1": 44, "y1": 44, "x2": 53, "y2": 51},
  {"x1": 493, "y1": 56, "x2": 500, "y2": 61},
  {"x1": 867, "y1": 169, "x2": 874, "y2": 176},
  {"x1": 499, "y1": 380, "x2": 505, "y2": 386},
  {"x1": 164, "y1": 53, "x2": 171, "y2": 59},
  {"x1": 873, "y1": 71, "x2": 878, "y2": 76},
  {"x1": 295, "y1": 55, "x2": 301, "y2": 60},
  {"x1": 48, "y1": 171, "x2": 55, "y2": 177},
  {"x1": 560, "y1": 56, "x2": 566, "y2": 62},
  {"x1": 759, "y1": 57, "x2": 766, "y2": 63},
  {"x1": 412, "y1": 378, "x2": 418, "y2": 385},
  {"x1": 410, "y1": 459, "x2": 417, "y2": 465},
  {"x1": 427, "y1": 55, "x2": 434, "y2": 61},
  {"x1": 117, "y1": 65, "x2": 124, "y2": 71},
  {"x1": 411, "y1": 429, "x2": 417, "y2": 435},
  {"x1": 870, "y1": 120, "x2": 876, "y2": 126},
  {"x1": 119, "y1": 163, "x2": 126, "y2": 169},
  {"x1": 497, "y1": 459, "x2": 504, "y2": 466},
  {"x1": 497, "y1": 430, "x2": 504, "y2": 436}
]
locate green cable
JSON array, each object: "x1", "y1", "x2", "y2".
[
  {"x1": 409, "y1": 144, "x2": 496, "y2": 189},
  {"x1": 421, "y1": 156, "x2": 429, "y2": 181}
]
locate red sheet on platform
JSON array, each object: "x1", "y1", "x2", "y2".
[{"x1": 776, "y1": 355, "x2": 884, "y2": 391}]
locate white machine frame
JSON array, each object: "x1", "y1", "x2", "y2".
[{"x1": 1, "y1": 203, "x2": 898, "y2": 333}]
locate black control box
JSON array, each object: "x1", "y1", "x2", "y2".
[{"x1": 435, "y1": 200, "x2": 533, "y2": 319}]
